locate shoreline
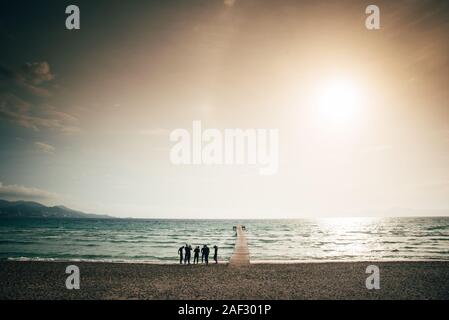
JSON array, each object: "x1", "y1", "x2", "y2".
[
  {"x1": 4, "y1": 258, "x2": 449, "y2": 265},
  {"x1": 1, "y1": 260, "x2": 449, "y2": 299}
]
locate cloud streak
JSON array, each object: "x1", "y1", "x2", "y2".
[
  {"x1": 0, "y1": 62, "x2": 80, "y2": 133},
  {"x1": 224, "y1": 0, "x2": 236, "y2": 7},
  {"x1": 34, "y1": 142, "x2": 56, "y2": 154},
  {"x1": 0, "y1": 181, "x2": 57, "y2": 201},
  {"x1": 20, "y1": 62, "x2": 55, "y2": 85}
]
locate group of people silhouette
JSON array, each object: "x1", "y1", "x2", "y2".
[{"x1": 178, "y1": 244, "x2": 218, "y2": 265}]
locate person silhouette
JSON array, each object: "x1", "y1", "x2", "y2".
[
  {"x1": 201, "y1": 245, "x2": 206, "y2": 263},
  {"x1": 213, "y1": 245, "x2": 218, "y2": 264},
  {"x1": 184, "y1": 243, "x2": 192, "y2": 265},
  {"x1": 188, "y1": 245, "x2": 193, "y2": 264},
  {"x1": 204, "y1": 245, "x2": 210, "y2": 265},
  {"x1": 194, "y1": 246, "x2": 200, "y2": 264},
  {"x1": 178, "y1": 246, "x2": 184, "y2": 264}
]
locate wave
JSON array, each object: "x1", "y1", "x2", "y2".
[
  {"x1": 426, "y1": 225, "x2": 449, "y2": 231},
  {"x1": 0, "y1": 240, "x2": 34, "y2": 245},
  {"x1": 6, "y1": 257, "x2": 175, "y2": 264},
  {"x1": 4, "y1": 256, "x2": 231, "y2": 264}
]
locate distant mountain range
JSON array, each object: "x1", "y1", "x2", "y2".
[{"x1": 0, "y1": 199, "x2": 113, "y2": 219}]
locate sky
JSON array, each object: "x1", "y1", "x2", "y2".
[{"x1": 1, "y1": 0, "x2": 449, "y2": 218}]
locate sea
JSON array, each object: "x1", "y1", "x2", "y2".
[{"x1": 1, "y1": 217, "x2": 449, "y2": 263}]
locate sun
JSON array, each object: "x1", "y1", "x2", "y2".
[{"x1": 316, "y1": 78, "x2": 361, "y2": 125}]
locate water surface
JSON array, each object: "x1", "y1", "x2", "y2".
[{"x1": 1, "y1": 217, "x2": 448, "y2": 263}]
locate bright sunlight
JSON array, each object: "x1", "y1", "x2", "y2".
[{"x1": 317, "y1": 78, "x2": 362, "y2": 125}]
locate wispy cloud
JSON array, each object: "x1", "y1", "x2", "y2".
[
  {"x1": 224, "y1": 0, "x2": 236, "y2": 7},
  {"x1": 34, "y1": 141, "x2": 55, "y2": 154},
  {"x1": 20, "y1": 62, "x2": 55, "y2": 85},
  {"x1": 0, "y1": 63, "x2": 53, "y2": 97},
  {"x1": 0, "y1": 62, "x2": 80, "y2": 133},
  {"x1": 0, "y1": 181, "x2": 57, "y2": 201}
]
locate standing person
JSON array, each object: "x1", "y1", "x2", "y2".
[
  {"x1": 204, "y1": 245, "x2": 210, "y2": 265},
  {"x1": 201, "y1": 245, "x2": 206, "y2": 263},
  {"x1": 194, "y1": 246, "x2": 200, "y2": 264},
  {"x1": 178, "y1": 245, "x2": 184, "y2": 265},
  {"x1": 187, "y1": 245, "x2": 192, "y2": 264},
  {"x1": 213, "y1": 245, "x2": 218, "y2": 264},
  {"x1": 184, "y1": 243, "x2": 192, "y2": 265}
]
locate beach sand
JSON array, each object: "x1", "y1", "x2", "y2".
[{"x1": 1, "y1": 261, "x2": 448, "y2": 300}]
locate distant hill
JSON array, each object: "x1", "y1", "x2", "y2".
[{"x1": 0, "y1": 199, "x2": 113, "y2": 219}]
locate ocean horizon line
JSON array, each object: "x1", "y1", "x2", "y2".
[{"x1": 3, "y1": 216, "x2": 449, "y2": 220}]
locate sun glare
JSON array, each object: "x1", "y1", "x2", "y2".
[{"x1": 317, "y1": 78, "x2": 361, "y2": 125}]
